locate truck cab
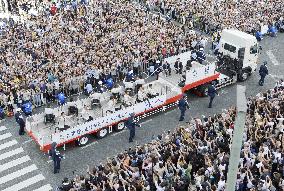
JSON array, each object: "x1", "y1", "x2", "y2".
[{"x1": 218, "y1": 29, "x2": 259, "y2": 81}]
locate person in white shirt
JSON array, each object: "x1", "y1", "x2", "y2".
[
  {"x1": 80, "y1": 105, "x2": 91, "y2": 121},
  {"x1": 54, "y1": 79, "x2": 60, "y2": 90},
  {"x1": 106, "y1": 97, "x2": 117, "y2": 114},
  {"x1": 217, "y1": 176, "x2": 226, "y2": 191},
  {"x1": 57, "y1": 112, "x2": 71, "y2": 130},
  {"x1": 111, "y1": 84, "x2": 123, "y2": 100},
  {"x1": 135, "y1": 76, "x2": 145, "y2": 93},
  {"x1": 85, "y1": 83, "x2": 93, "y2": 95},
  {"x1": 123, "y1": 92, "x2": 133, "y2": 107},
  {"x1": 146, "y1": 84, "x2": 159, "y2": 98},
  {"x1": 137, "y1": 87, "x2": 147, "y2": 103}
]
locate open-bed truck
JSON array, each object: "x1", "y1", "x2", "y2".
[{"x1": 25, "y1": 29, "x2": 260, "y2": 152}]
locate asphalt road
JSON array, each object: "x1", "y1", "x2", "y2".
[{"x1": 0, "y1": 33, "x2": 283, "y2": 190}]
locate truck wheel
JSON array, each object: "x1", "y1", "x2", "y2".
[
  {"x1": 198, "y1": 84, "x2": 209, "y2": 97},
  {"x1": 114, "y1": 122, "x2": 125, "y2": 132},
  {"x1": 96, "y1": 128, "x2": 108, "y2": 139},
  {"x1": 76, "y1": 135, "x2": 90, "y2": 146},
  {"x1": 237, "y1": 70, "x2": 249, "y2": 82}
]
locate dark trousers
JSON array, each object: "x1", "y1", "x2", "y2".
[
  {"x1": 209, "y1": 96, "x2": 215, "y2": 108},
  {"x1": 133, "y1": 67, "x2": 138, "y2": 76},
  {"x1": 53, "y1": 159, "x2": 61, "y2": 174},
  {"x1": 179, "y1": 109, "x2": 185, "y2": 121},
  {"x1": 129, "y1": 129, "x2": 135, "y2": 142},
  {"x1": 19, "y1": 124, "x2": 25, "y2": 135},
  {"x1": 259, "y1": 76, "x2": 265, "y2": 86}
]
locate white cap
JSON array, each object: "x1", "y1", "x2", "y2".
[{"x1": 98, "y1": 81, "x2": 102, "y2": 85}]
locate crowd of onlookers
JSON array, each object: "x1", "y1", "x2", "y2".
[
  {"x1": 0, "y1": 0, "x2": 208, "y2": 115},
  {"x1": 58, "y1": 80, "x2": 284, "y2": 190},
  {"x1": 0, "y1": 0, "x2": 283, "y2": 116},
  {"x1": 140, "y1": 0, "x2": 284, "y2": 35}
]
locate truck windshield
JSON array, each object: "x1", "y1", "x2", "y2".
[
  {"x1": 250, "y1": 45, "x2": 258, "y2": 54},
  {"x1": 224, "y1": 43, "x2": 236, "y2": 53},
  {"x1": 238, "y1": 48, "x2": 245, "y2": 59}
]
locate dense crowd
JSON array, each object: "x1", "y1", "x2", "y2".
[
  {"x1": 58, "y1": 80, "x2": 284, "y2": 190},
  {"x1": 142, "y1": 0, "x2": 284, "y2": 35},
  {"x1": 1, "y1": 0, "x2": 283, "y2": 114},
  {"x1": 0, "y1": 0, "x2": 207, "y2": 113}
]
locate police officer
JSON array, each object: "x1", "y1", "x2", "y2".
[
  {"x1": 178, "y1": 94, "x2": 189, "y2": 121},
  {"x1": 259, "y1": 61, "x2": 268, "y2": 86},
  {"x1": 53, "y1": 151, "x2": 63, "y2": 174},
  {"x1": 126, "y1": 113, "x2": 140, "y2": 142},
  {"x1": 208, "y1": 82, "x2": 218, "y2": 108},
  {"x1": 15, "y1": 108, "x2": 25, "y2": 135},
  {"x1": 49, "y1": 142, "x2": 64, "y2": 174}
]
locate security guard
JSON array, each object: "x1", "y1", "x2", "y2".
[
  {"x1": 126, "y1": 113, "x2": 140, "y2": 142},
  {"x1": 178, "y1": 94, "x2": 189, "y2": 121},
  {"x1": 208, "y1": 82, "x2": 218, "y2": 108},
  {"x1": 15, "y1": 108, "x2": 25, "y2": 135},
  {"x1": 259, "y1": 61, "x2": 268, "y2": 86},
  {"x1": 53, "y1": 151, "x2": 63, "y2": 174},
  {"x1": 49, "y1": 142, "x2": 64, "y2": 174}
]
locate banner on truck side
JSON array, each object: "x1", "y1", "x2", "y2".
[
  {"x1": 51, "y1": 95, "x2": 167, "y2": 143},
  {"x1": 186, "y1": 63, "x2": 216, "y2": 84}
]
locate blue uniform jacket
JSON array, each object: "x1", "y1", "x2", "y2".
[
  {"x1": 178, "y1": 98, "x2": 188, "y2": 111},
  {"x1": 15, "y1": 112, "x2": 25, "y2": 126},
  {"x1": 259, "y1": 65, "x2": 268, "y2": 77},
  {"x1": 126, "y1": 117, "x2": 137, "y2": 130},
  {"x1": 208, "y1": 85, "x2": 217, "y2": 98}
]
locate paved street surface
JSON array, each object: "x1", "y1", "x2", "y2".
[
  {"x1": 0, "y1": 126, "x2": 53, "y2": 191},
  {"x1": 0, "y1": 34, "x2": 283, "y2": 190}
]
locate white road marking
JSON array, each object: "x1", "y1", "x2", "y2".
[
  {"x1": 266, "y1": 50, "x2": 280, "y2": 66},
  {"x1": 0, "y1": 140, "x2": 18, "y2": 151},
  {"x1": 22, "y1": 139, "x2": 33, "y2": 144},
  {"x1": 0, "y1": 164, "x2": 38, "y2": 184},
  {"x1": 219, "y1": 89, "x2": 228, "y2": 95},
  {"x1": 164, "y1": 110, "x2": 176, "y2": 115},
  {"x1": 0, "y1": 147, "x2": 24, "y2": 161},
  {"x1": 33, "y1": 184, "x2": 53, "y2": 191},
  {"x1": 269, "y1": 74, "x2": 284, "y2": 80},
  {"x1": 140, "y1": 119, "x2": 153, "y2": 125},
  {"x1": 2, "y1": 174, "x2": 45, "y2": 191},
  {"x1": 80, "y1": 141, "x2": 98, "y2": 149},
  {"x1": 47, "y1": 160, "x2": 53, "y2": 163},
  {"x1": 110, "y1": 130, "x2": 126, "y2": 137},
  {"x1": 0, "y1": 133, "x2": 12, "y2": 141},
  {"x1": 0, "y1": 126, "x2": 7, "y2": 132},
  {"x1": 0, "y1": 155, "x2": 31, "y2": 173}
]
